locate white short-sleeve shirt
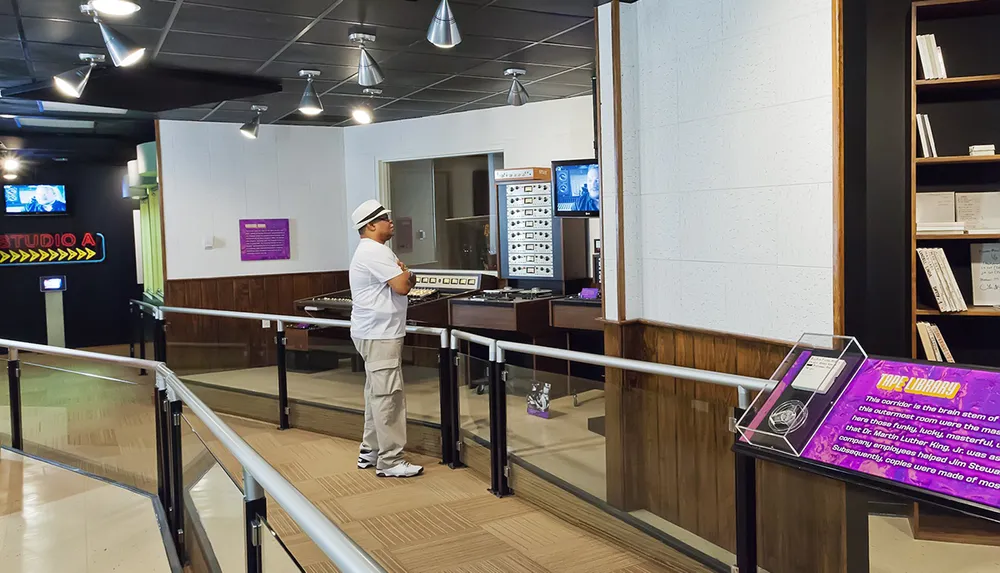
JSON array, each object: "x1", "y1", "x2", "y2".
[{"x1": 350, "y1": 238, "x2": 408, "y2": 339}]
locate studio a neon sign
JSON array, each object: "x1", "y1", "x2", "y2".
[{"x1": 0, "y1": 232, "x2": 106, "y2": 265}]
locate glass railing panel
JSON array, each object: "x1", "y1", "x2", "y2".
[
  {"x1": 260, "y1": 517, "x2": 305, "y2": 572},
  {"x1": 457, "y1": 351, "x2": 491, "y2": 445},
  {"x1": 284, "y1": 323, "x2": 363, "y2": 412},
  {"x1": 17, "y1": 359, "x2": 157, "y2": 494},
  {"x1": 182, "y1": 414, "x2": 246, "y2": 573},
  {"x1": 401, "y1": 336, "x2": 441, "y2": 425}
]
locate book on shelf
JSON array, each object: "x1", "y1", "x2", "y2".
[
  {"x1": 917, "y1": 222, "x2": 965, "y2": 234},
  {"x1": 916, "y1": 114, "x2": 938, "y2": 158},
  {"x1": 916, "y1": 192, "x2": 956, "y2": 224},
  {"x1": 916, "y1": 34, "x2": 947, "y2": 79},
  {"x1": 971, "y1": 243, "x2": 1000, "y2": 306},
  {"x1": 917, "y1": 322, "x2": 956, "y2": 363},
  {"x1": 956, "y1": 192, "x2": 1000, "y2": 231},
  {"x1": 970, "y1": 144, "x2": 996, "y2": 156},
  {"x1": 917, "y1": 247, "x2": 968, "y2": 312}
]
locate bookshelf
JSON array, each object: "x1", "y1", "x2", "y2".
[{"x1": 909, "y1": 0, "x2": 1000, "y2": 546}]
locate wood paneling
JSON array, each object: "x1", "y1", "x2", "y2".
[
  {"x1": 163, "y1": 271, "x2": 348, "y2": 372},
  {"x1": 604, "y1": 319, "x2": 850, "y2": 572}
]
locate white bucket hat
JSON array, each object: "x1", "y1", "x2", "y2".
[{"x1": 351, "y1": 199, "x2": 391, "y2": 230}]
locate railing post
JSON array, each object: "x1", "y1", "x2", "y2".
[
  {"x1": 276, "y1": 321, "x2": 289, "y2": 430},
  {"x1": 438, "y1": 340, "x2": 454, "y2": 467},
  {"x1": 489, "y1": 346, "x2": 511, "y2": 497},
  {"x1": 7, "y1": 349, "x2": 22, "y2": 450},
  {"x1": 244, "y1": 469, "x2": 266, "y2": 573},
  {"x1": 129, "y1": 302, "x2": 136, "y2": 361},
  {"x1": 138, "y1": 308, "x2": 148, "y2": 376},
  {"x1": 154, "y1": 373, "x2": 169, "y2": 511},
  {"x1": 447, "y1": 337, "x2": 464, "y2": 469},
  {"x1": 167, "y1": 389, "x2": 186, "y2": 560},
  {"x1": 734, "y1": 409, "x2": 757, "y2": 573},
  {"x1": 154, "y1": 313, "x2": 168, "y2": 363}
]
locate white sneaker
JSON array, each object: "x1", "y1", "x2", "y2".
[
  {"x1": 376, "y1": 462, "x2": 424, "y2": 478},
  {"x1": 358, "y1": 449, "x2": 377, "y2": 469}
]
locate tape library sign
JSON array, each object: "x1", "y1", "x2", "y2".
[{"x1": 0, "y1": 232, "x2": 106, "y2": 266}]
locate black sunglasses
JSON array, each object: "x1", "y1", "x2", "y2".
[{"x1": 370, "y1": 214, "x2": 390, "y2": 224}]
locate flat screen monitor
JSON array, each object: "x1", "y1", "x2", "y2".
[
  {"x1": 4, "y1": 185, "x2": 68, "y2": 215},
  {"x1": 552, "y1": 159, "x2": 600, "y2": 217}
]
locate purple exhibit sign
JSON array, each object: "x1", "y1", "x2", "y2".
[
  {"x1": 239, "y1": 219, "x2": 290, "y2": 262},
  {"x1": 802, "y1": 359, "x2": 1000, "y2": 509}
]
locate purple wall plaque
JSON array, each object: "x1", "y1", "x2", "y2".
[
  {"x1": 239, "y1": 219, "x2": 290, "y2": 261},
  {"x1": 802, "y1": 359, "x2": 1000, "y2": 509}
]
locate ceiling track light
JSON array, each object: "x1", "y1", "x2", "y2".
[
  {"x1": 81, "y1": 4, "x2": 146, "y2": 67},
  {"x1": 427, "y1": 0, "x2": 462, "y2": 48},
  {"x1": 352, "y1": 88, "x2": 381, "y2": 125},
  {"x1": 505, "y1": 68, "x2": 529, "y2": 107},
  {"x1": 349, "y1": 30, "x2": 385, "y2": 87},
  {"x1": 240, "y1": 104, "x2": 267, "y2": 139},
  {"x1": 89, "y1": 0, "x2": 141, "y2": 16},
  {"x1": 53, "y1": 53, "x2": 105, "y2": 99},
  {"x1": 298, "y1": 70, "x2": 323, "y2": 116}
]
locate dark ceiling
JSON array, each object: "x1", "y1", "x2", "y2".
[{"x1": 0, "y1": 0, "x2": 597, "y2": 130}]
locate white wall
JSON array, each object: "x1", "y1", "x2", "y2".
[
  {"x1": 623, "y1": 0, "x2": 835, "y2": 341},
  {"x1": 159, "y1": 120, "x2": 348, "y2": 280},
  {"x1": 343, "y1": 97, "x2": 598, "y2": 256}
]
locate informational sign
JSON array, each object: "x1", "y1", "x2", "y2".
[
  {"x1": 802, "y1": 359, "x2": 1000, "y2": 509},
  {"x1": 971, "y1": 243, "x2": 1000, "y2": 306},
  {"x1": 239, "y1": 219, "x2": 290, "y2": 262},
  {"x1": 0, "y1": 232, "x2": 105, "y2": 265}
]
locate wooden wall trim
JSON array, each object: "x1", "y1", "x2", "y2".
[
  {"x1": 635, "y1": 318, "x2": 794, "y2": 352},
  {"x1": 833, "y1": 0, "x2": 846, "y2": 336},
  {"x1": 611, "y1": 0, "x2": 627, "y2": 321}
]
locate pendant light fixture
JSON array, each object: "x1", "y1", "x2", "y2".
[
  {"x1": 505, "y1": 68, "x2": 529, "y2": 107},
  {"x1": 3, "y1": 172, "x2": 16, "y2": 181},
  {"x1": 349, "y1": 30, "x2": 385, "y2": 87},
  {"x1": 81, "y1": 4, "x2": 146, "y2": 67},
  {"x1": 3, "y1": 157, "x2": 20, "y2": 172},
  {"x1": 53, "y1": 53, "x2": 105, "y2": 99},
  {"x1": 298, "y1": 70, "x2": 323, "y2": 116},
  {"x1": 89, "y1": 0, "x2": 141, "y2": 16},
  {"x1": 427, "y1": 0, "x2": 462, "y2": 49},
  {"x1": 240, "y1": 105, "x2": 267, "y2": 139},
  {"x1": 351, "y1": 88, "x2": 381, "y2": 125}
]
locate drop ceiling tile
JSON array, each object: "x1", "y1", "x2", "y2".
[
  {"x1": 0, "y1": 14, "x2": 17, "y2": 41},
  {"x1": 186, "y1": 0, "x2": 335, "y2": 18},
  {"x1": 25, "y1": 41, "x2": 106, "y2": 65},
  {"x1": 0, "y1": 1, "x2": 12, "y2": 15},
  {"x1": 19, "y1": 0, "x2": 175, "y2": 28},
  {"x1": 491, "y1": 0, "x2": 597, "y2": 18},
  {"x1": 460, "y1": 60, "x2": 575, "y2": 81},
  {"x1": 0, "y1": 39, "x2": 22, "y2": 59},
  {"x1": 406, "y1": 35, "x2": 532, "y2": 61},
  {"x1": 528, "y1": 81, "x2": 592, "y2": 98},
  {"x1": 458, "y1": 6, "x2": 590, "y2": 42},
  {"x1": 473, "y1": 92, "x2": 558, "y2": 107},
  {"x1": 545, "y1": 22, "x2": 595, "y2": 47},
  {"x1": 159, "y1": 31, "x2": 287, "y2": 61},
  {"x1": 380, "y1": 51, "x2": 491, "y2": 75},
  {"x1": 156, "y1": 53, "x2": 264, "y2": 75},
  {"x1": 262, "y1": 61, "x2": 356, "y2": 81},
  {"x1": 534, "y1": 66, "x2": 594, "y2": 86},
  {"x1": 277, "y1": 43, "x2": 395, "y2": 69},
  {"x1": 21, "y1": 19, "x2": 160, "y2": 49},
  {"x1": 171, "y1": 3, "x2": 310, "y2": 41},
  {"x1": 326, "y1": 0, "x2": 463, "y2": 31},
  {"x1": 326, "y1": 83, "x2": 415, "y2": 99},
  {"x1": 299, "y1": 20, "x2": 424, "y2": 50},
  {"x1": 405, "y1": 89, "x2": 489, "y2": 103},
  {"x1": 378, "y1": 99, "x2": 460, "y2": 113},
  {"x1": 437, "y1": 76, "x2": 514, "y2": 93},
  {"x1": 515, "y1": 44, "x2": 594, "y2": 68}
]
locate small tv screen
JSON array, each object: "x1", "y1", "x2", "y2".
[
  {"x1": 553, "y1": 160, "x2": 600, "y2": 217},
  {"x1": 4, "y1": 185, "x2": 68, "y2": 215}
]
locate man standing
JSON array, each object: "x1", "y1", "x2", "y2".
[{"x1": 349, "y1": 199, "x2": 423, "y2": 478}]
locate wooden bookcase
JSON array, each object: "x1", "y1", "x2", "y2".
[
  {"x1": 909, "y1": 0, "x2": 1000, "y2": 546},
  {"x1": 910, "y1": 0, "x2": 1000, "y2": 367}
]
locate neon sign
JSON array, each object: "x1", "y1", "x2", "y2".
[{"x1": 0, "y1": 232, "x2": 106, "y2": 265}]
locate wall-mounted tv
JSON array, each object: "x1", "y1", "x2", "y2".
[
  {"x1": 4, "y1": 185, "x2": 67, "y2": 215},
  {"x1": 552, "y1": 159, "x2": 600, "y2": 217}
]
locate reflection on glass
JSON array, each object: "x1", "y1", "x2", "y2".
[
  {"x1": 182, "y1": 416, "x2": 246, "y2": 572},
  {"x1": 260, "y1": 517, "x2": 305, "y2": 572},
  {"x1": 17, "y1": 360, "x2": 157, "y2": 494},
  {"x1": 504, "y1": 354, "x2": 606, "y2": 501},
  {"x1": 457, "y1": 353, "x2": 491, "y2": 444},
  {"x1": 0, "y1": 356, "x2": 8, "y2": 447}
]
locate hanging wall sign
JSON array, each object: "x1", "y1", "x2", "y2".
[{"x1": 0, "y1": 232, "x2": 106, "y2": 265}]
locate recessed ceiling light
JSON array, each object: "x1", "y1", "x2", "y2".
[{"x1": 90, "y1": 0, "x2": 141, "y2": 17}]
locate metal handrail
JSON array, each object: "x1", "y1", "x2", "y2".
[
  {"x1": 157, "y1": 367, "x2": 386, "y2": 573},
  {"x1": 131, "y1": 299, "x2": 163, "y2": 320},
  {"x1": 0, "y1": 339, "x2": 386, "y2": 573},
  {"x1": 148, "y1": 303, "x2": 449, "y2": 348},
  {"x1": 450, "y1": 329, "x2": 497, "y2": 361},
  {"x1": 496, "y1": 339, "x2": 769, "y2": 392}
]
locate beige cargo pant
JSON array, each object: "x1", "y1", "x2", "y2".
[{"x1": 353, "y1": 337, "x2": 407, "y2": 470}]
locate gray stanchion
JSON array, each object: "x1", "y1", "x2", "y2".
[
  {"x1": 276, "y1": 321, "x2": 289, "y2": 430},
  {"x1": 7, "y1": 349, "x2": 22, "y2": 450},
  {"x1": 245, "y1": 469, "x2": 267, "y2": 573}
]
